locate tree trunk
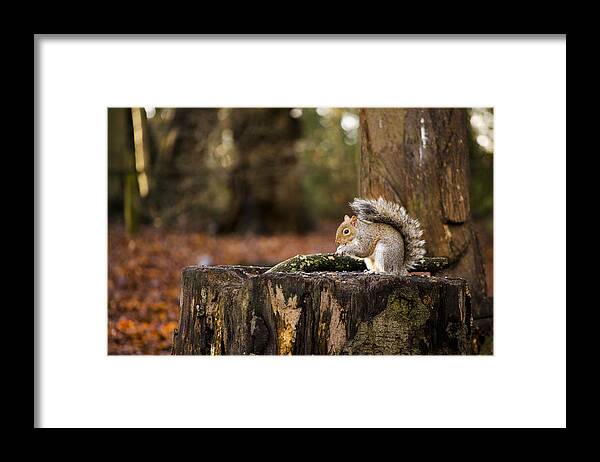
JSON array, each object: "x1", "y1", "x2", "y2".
[
  {"x1": 220, "y1": 108, "x2": 311, "y2": 234},
  {"x1": 358, "y1": 109, "x2": 490, "y2": 328},
  {"x1": 145, "y1": 108, "x2": 221, "y2": 229},
  {"x1": 171, "y1": 265, "x2": 473, "y2": 355},
  {"x1": 107, "y1": 108, "x2": 138, "y2": 234}
]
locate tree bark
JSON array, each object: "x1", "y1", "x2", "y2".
[
  {"x1": 359, "y1": 109, "x2": 489, "y2": 323},
  {"x1": 171, "y1": 265, "x2": 473, "y2": 355}
]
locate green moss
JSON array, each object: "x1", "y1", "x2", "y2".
[
  {"x1": 266, "y1": 253, "x2": 366, "y2": 273},
  {"x1": 267, "y1": 253, "x2": 450, "y2": 274},
  {"x1": 344, "y1": 288, "x2": 431, "y2": 355}
]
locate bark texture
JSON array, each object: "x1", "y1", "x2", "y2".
[
  {"x1": 171, "y1": 265, "x2": 473, "y2": 355},
  {"x1": 359, "y1": 108, "x2": 489, "y2": 322}
]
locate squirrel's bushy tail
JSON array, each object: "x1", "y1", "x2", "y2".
[{"x1": 350, "y1": 197, "x2": 426, "y2": 271}]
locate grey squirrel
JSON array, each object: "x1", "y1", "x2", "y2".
[{"x1": 335, "y1": 197, "x2": 426, "y2": 275}]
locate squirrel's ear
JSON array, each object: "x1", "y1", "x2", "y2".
[
  {"x1": 344, "y1": 214, "x2": 350, "y2": 221},
  {"x1": 350, "y1": 215, "x2": 358, "y2": 227}
]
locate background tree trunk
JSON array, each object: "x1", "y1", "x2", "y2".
[
  {"x1": 171, "y1": 266, "x2": 473, "y2": 355},
  {"x1": 146, "y1": 108, "x2": 221, "y2": 228},
  {"x1": 359, "y1": 108, "x2": 491, "y2": 347},
  {"x1": 107, "y1": 108, "x2": 138, "y2": 234},
  {"x1": 220, "y1": 108, "x2": 311, "y2": 234}
]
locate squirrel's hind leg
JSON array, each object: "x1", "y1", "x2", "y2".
[
  {"x1": 372, "y1": 243, "x2": 388, "y2": 273},
  {"x1": 374, "y1": 241, "x2": 404, "y2": 275},
  {"x1": 363, "y1": 255, "x2": 376, "y2": 273}
]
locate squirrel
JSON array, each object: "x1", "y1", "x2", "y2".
[{"x1": 335, "y1": 197, "x2": 426, "y2": 275}]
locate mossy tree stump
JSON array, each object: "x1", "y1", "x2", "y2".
[{"x1": 171, "y1": 261, "x2": 473, "y2": 355}]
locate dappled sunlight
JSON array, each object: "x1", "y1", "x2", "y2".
[{"x1": 470, "y1": 107, "x2": 494, "y2": 153}]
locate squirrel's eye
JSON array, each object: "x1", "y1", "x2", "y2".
[{"x1": 343, "y1": 228, "x2": 350, "y2": 235}]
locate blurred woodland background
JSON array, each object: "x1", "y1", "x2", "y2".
[{"x1": 108, "y1": 107, "x2": 493, "y2": 354}]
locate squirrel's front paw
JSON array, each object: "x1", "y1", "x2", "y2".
[{"x1": 363, "y1": 269, "x2": 375, "y2": 274}]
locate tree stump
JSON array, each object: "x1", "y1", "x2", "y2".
[{"x1": 171, "y1": 265, "x2": 473, "y2": 355}]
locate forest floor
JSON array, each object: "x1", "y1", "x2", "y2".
[{"x1": 108, "y1": 222, "x2": 493, "y2": 355}]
